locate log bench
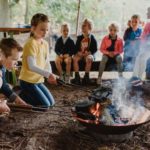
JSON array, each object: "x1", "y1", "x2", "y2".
[
  {"x1": 50, "y1": 59, "x2": 119, "y2": 74},
  {"x1": 17, "y1": 59, "x2": 129, "y2": 75}
]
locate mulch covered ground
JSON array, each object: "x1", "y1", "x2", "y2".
[{"x1": 0, "y1": 83, "x2": 150, "y2": 150}]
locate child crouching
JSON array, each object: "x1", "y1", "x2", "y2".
[{"x1": 0, "y1": 38, "x2": 27, "y2": 114}]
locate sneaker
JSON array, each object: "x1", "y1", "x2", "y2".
[
  {"x1": 129, "y1": 76, "x2": 141, "y2": 83},
  {"x1": 59, "y1": 74, "x2": 64, "y2": 81},
  {"x1": 65, "y1": 75, "x2": 70, "y2": 84},
  {"x1": 97, "y1": 77, "x2": 102, "y2": 85},
  {"x1": 129, "y1": 76, "x2": 143, "y2": 86},
  {"x1": 133, "y1": 81, "x2": 143, "y2": 87},
  {"x1": 71, "y1": 75, "x2": 81, "y2": 85}
]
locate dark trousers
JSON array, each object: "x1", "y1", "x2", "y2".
[
  {"x1": 19, "y1": 80, "x2": 55, "y2": 107},
  {"x1": 98, "y1": 54, "x2": 123, "y2": 78}
]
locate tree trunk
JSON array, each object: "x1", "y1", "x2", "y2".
[
  {"x1": 0, "y1": 0, "x2": 11, "y2": 38},
  {"x1": 24, "y1": 0, "x2": 29, "y2": 24},
  {"x1": 0, "y1": 0, "x2": 10, "y2": 27},
  {"x1": 76, "y1": 0, "x2": 81, "y2": 36}
]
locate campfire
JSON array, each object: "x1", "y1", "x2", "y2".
[{"x1": 72, "y1": 79, "x2": 150, "y2": 135}]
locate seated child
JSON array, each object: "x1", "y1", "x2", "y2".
[
  {"x1": 123, "y1": 15, "x2": 142, "y2": 71},
  {"x1": 97, "y1": 23, "x2": 123, "y2": 85},
  {"x1": 0, "y1": 38, "x2": 27, "y2": 114},
  {"x1": 73, "y1": 18, "x2": 97, "y2": 85},
  {"x1": 19, "y1": 13, "x2": 56, "y2": 107},
  {"x1": 55, "y1": 23, "x2": 75, "y2": 83}
]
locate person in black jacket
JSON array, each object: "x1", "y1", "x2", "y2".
[
  {"x1": 0, "y1": 38, "x2": 28, "y2": 114},
  {"x1": 73, "y1": 19, "x2": 97, "y2": 85},
  {"x1": 55, "y1": 23, "x2": 75, "y2": 83}
]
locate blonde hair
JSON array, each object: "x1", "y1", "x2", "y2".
[
  {"x1": 61, "y1": 23, "x2": 70, "y2": 31},
  {"x1": 108, "y1": 22, "x2": 119, "y2": 32},
  {"x1": 82, "y1": 18, "x2": 93, "y2": 30}
]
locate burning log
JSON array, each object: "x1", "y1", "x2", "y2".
[
  {"x1": 73, "y1": 100, "x2": 131, "y2": 126},
  {"x1": 72, "y1": 98, "x2": 113, "y2": 125}
]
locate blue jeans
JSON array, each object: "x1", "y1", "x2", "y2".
[{"x1": 19, "y1": 80, "x2": 55, "y2": 107}]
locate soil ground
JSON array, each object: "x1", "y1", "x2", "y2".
[{"x1": 0, "y1": 81, "x2": 150, "y2": 150}]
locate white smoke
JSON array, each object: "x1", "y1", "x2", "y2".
[
  {"x1": 131, "y1": 37, "x2": 150, "y2": 78},
  {"x1": 111, "y1": 78, "x2": 145, "y2": 124},
  {"x1": 111, "y1": 37, "x2": 150, "y2": 124}
]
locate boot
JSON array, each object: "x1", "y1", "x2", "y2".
[
  {"x1": 82, "y1": 72, "x2": 90, "y2": 85},
  {"x1": 97, "y1": 76, "x2": 102, "y2": 85},
  {"x1": 71, "y1": 72, "x2": 81, "y2": 85}
]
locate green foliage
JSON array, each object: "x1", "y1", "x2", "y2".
[
  {"x1": 1, "y1": 0, "x2": 150, "y2": 33},
  {"x1": 9, "y1": 0, "x2": 20, "y2": 7}
]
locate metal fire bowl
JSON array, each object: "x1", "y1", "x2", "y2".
[{"x1": 72, "y1": 107, "x2": 150, "y2": 135}]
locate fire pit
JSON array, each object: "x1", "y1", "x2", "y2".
[
  {"x1": 72, "y1": 100, "x2": 150, "y2": 133},
  {"x1": 72, "y1": 80, "x2": 150, "y2": 142}
]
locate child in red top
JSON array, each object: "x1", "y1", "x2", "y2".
[
  {"x1": 73, "y1": 19, "x2": 97, "y2": 85},
  {"x1": 97, "y1": 23, "x2": 123, "y2": 85}
]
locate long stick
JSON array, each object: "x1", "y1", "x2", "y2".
[
  {"x1": 57, "y1": 78, "x2": 92, "y2": 92},
  {"x1": 7, "y1": 103, "x2": 48, "y2": 112}
]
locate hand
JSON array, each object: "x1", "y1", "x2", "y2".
[
  {"x1": 0, "y1": 100, "x2": 10, "y2": 113},
  {"x1": 108, "y1": 52, "x2": 114, "y2": 58},
  {"x1": 60, "y1": 54, "x2": 64, "y2": 59},
  {"x1": 47, "y1": 74, "x2": 57, "y2": 85},
  {"x1": 14, "y1": 96, "x2": 28, "y2": 106},
  {"x1": 84, "y1": 51, "x2": 90, "y2": 56},
  {"x1": 63, "y1": 54, "x2": 69, "y2": 58},
  {"x1": 78, "y1": 52, "x2": 83, "y2": 57}
]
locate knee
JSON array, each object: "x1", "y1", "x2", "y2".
[
  {"x1": 42, "y1": 98, "x2": 55, "y2": 107},
  {"x1": 86, "y1": 58, "x2": 92, "y2": 64},
  {"x1": 86, "y1": 55, "x2": 93, "y2": 64},
  {"x1": 51, "y1": 99, "x2": 55, "y2": 106},
  {"x1": 73, "y1": 56, "x2": 79, "y2": 63},
  {"x1": 47, "y1": 97, "x2": 55, "y2": 106},
  {"x1": 44, "y1": 101, "x2": 51, "y2": 107},
  {"x1": 65, "y1": 57, "x2": 72, "y2": 64},
  {"x1": 116, "y1": 55, "x2": 122, "y2": 63},
  {"x1": 55, "y1": 57, "x2": 62, "y2": 64},
  {"x1": 101, "y1": 55, "x2": 108, "y2": 64}
]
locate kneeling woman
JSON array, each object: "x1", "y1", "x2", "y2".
[{"x1": 19, "y1": 13, "x2": 56, "y2": 107}]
